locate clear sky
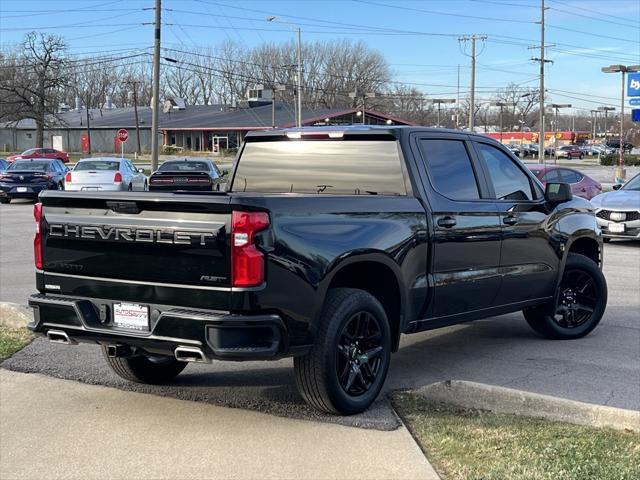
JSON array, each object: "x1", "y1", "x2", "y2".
[{"x1": 1, "y1": 0, "x2": 639, "y2": 114}]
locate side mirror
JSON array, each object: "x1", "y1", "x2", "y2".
[
  {"x1": 612, "y1": 183, "x2": 622, "y2": 190},
  {"x1": 138, "y1": 168, "x2": 145, "y2": 173},
  {"x1": 545, "y1": 182, "x2": 572, "y2": 203}
]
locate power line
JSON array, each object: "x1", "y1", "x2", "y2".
[{"x1": 353, "y1": 0, "x2": 535, "y2": 24}]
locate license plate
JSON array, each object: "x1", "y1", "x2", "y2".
[
  {"x1": 113, "y1": 303, "x2": 149, "y2": 331},
  {"x1": 17, "y1": 187, "x2": 27, "y2": 193},
  {"x1": 608, "y1": 223, "x2": 625, "y2": 233}
]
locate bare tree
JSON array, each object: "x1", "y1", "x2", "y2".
[{"x1": 0, "y1": 32, "x2": 68, "y2": 146}]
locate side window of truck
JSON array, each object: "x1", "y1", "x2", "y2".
[
  {"x1": 476, "y1": 143, "x2": 535, "y2": 201},
  {"x1": 418, "y1": 138, "x2": 481, "y2": 201}
]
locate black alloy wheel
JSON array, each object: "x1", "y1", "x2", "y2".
[
  {"x1": 553, "y1": 269, "x2": 597, "y2": 329},
  {"x1": 294, "y1": 288, "x2": 391, "y2": 415},
  {"x1": 523, "y1": 253, "x2": 607, "y2": 339},
  {"x1": 336, "y1": 311, "x2": 384, "y2": 396}
]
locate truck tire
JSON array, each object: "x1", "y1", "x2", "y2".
[
  {"x1": 102, "y1": 347, "x2": 187, "y2": 384},
  {"x1": 294, "y1": 288, "x2": 391, "y2": 415},
  {"x1": 523, "y1": 253, "x2": 607, "y2": 339}
]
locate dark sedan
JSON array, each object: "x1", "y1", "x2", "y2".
[
  {"x1": 0, "y1": 159, "x2": 67, "y2": 203},
  {"x1": 148, "y1": 158, "x2": 223, "y2": 192}
]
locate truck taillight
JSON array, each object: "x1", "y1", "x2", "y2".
[
  {"x1": 231, "y1": 211, "x2": 269, "y2": 287},
  {"x1": 34, "y1": 202, "x2": 43, "y2": 270},
  {"x1": 65, "y1": 172, "x2": 72, "y2": 183},
  {"x1": 114, "y1": 172, "x2": 123, "y2": 183}
]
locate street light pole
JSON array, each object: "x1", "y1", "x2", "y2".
[
  {"x1": 598, "y1": 106, "x2": 615, "y2": 141},
  {"x1": 601, "y1": 64, "x2": 640, "y2": 182},
  {"x1": 490, "y1": 101, "x2": 514, "y2": 144},
  {"x1": 549, "y1": 103, "x2": 571, "y2": 165},
  {"x1": 429, "y1": 98, "x2": 456, "y2": 128}
]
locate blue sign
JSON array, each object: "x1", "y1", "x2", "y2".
[
  {"x1": 628, "y1": 73, "x2": 640, "y2": 97},
  {"x1": 629, "y1": 98, "x2": 640, "y2": 106},
  {"x1": 632, "y1": 109, "x2": 640, "y2": 122}
]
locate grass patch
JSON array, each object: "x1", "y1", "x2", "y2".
[
  {"x1": 393, "y1": 392, "x2": 640, "y2": 480},
  {"x1": 0, "y1": 326, "x2": 34, "y2": 361}
]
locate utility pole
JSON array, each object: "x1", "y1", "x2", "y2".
[
  {"x1": 456, "y1": 64, "x2": 460, "y2": 128},
  {"x1": 459, "y1": 35, "x2": 487, "y2": 131},
  {"x1": 150, "y1": 0, "x2": 161, "y2": 171},
  {"x1": 132, "y1": 82, "x2": 142, "y2": 155},
  {"x1": 267, "y1": 17, "x2": 303, "y2": 128},
  {"x1": 602, "y1": 64, "x2": 640, "y2": 182},
  {"x1": 296, "y1": 27, "x2": 302, "y2": 128},
  {"x1": 529, "y1": 0, "x2": 553, "y2": 164}
]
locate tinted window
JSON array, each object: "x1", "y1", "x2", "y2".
[
  {"x1": 75, "y1": 161, "x2": 120, "y2": 171},
  {"x1": 560, "y1": 169, "x2": 580, "y2": 183},
  {"x1": 477, "y1": 143, "x2": 534, "y2": 201},
  {"x1": 418, "y1": 139, "x2": 479, "y2": 200},
  {"x1": 541, "y1": 169, "x2": 560, "y2": 183},
  {"x1": 22, "y1": 148, "x2": 38, "y2": 155},
  {"x1": 232, "y1": 140, "x2": 406, "y2": 195},
  {"x1": 7, "y1": 161, "x2": 49, "y2": 171},
  {"x1": 159, "y1": 161, "x2": 210, "y2": 172}
]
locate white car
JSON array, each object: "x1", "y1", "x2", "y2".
[
  {"x1": 65, "y1": 157, "x2": 147, "y2": 192},
  {"x1": 591, "y1": 172, "x2": 640, "y2": 241}
]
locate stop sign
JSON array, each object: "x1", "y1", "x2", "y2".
[{"x1": 117, "y1": 129, "x2": 128, "y2": 142}]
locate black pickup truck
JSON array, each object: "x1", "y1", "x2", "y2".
[{"x1": 28, "y1": 126, "x2": 607, "y2": 414}]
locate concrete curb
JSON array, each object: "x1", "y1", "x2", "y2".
[
  {"x1": 0, "y1": 303, "x2": 32, "y2": 329},
  {"x1": 415, "y1": 380, "x2": 639, "y2": 432}
]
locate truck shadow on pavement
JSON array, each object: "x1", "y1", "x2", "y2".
[{"x1": 3, "y1": 308, "x2": 636, "y2": 430}]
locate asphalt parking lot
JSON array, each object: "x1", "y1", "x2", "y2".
[{"x1": 1, "y1": 198, "x2": 638, "y2": 430}]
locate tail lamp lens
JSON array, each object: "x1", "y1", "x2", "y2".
[
  {"x1": 65, "y1": 172, "x2": 72, "y2": 183},
  {"x1": 34, "y1": 202, "x2": 43, "y2": 269},
  {"x1": 231, "y1": 211, "x2": 269, "y2": 287},
  {"x1": 114, "y1": 172, "x2": 123, "y2": 183}
]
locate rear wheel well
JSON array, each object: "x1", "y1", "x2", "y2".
[
  {"x1": 568, "y1": 237, "x2": 600, "y2": 266},
  {"x1": 327, "y1": 261, "x2": 402, "y2": 351}
]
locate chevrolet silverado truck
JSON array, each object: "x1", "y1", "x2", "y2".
[{"x1": 28, "y1": 126, "x2": 607, "y2": 415}]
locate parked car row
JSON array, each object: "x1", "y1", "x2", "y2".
[
  {"x1": 505, "y1": 143, "x2": 620, "y2": 159},
  {"x1": 0, "y1": 156, "x2": 226, "y2": 203}
]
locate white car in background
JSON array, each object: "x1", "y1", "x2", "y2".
[
  {"x1": 591, "y1": 172, "x2": 640, "y2": 242},
  {"x1": 65, "y1": 157, "x2": 147, "y2": 191}
]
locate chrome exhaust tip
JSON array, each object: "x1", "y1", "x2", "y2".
[
  {"x1": 174, "y1": 346, "x2": 209, "y2": 363},
  {"x1": 46, "y1": 329, "x2": 77, "y2": 345}
]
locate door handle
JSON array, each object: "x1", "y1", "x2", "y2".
[
  {"x1": 437, "y1": 216, "x2": 457, "y2": 228},
  {"x1": 503, "y1": 215, "x2": 518, "y2": 226}
]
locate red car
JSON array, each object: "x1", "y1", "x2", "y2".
[
  {"x1": 555, "y1": 145, "x2": 584, "y2": 159},
  {"x1": 7, "y1": 148, "x2": 70, "y2": 164},
  {"x1": 527, "y1": 164, "x2": 602, "y2": 200}
]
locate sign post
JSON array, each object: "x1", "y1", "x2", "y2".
[{"x1": 117, "y1": 129, "x2": 129, "y2": 158}]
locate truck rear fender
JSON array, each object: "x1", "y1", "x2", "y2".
[{"x1": 315, "y1": 252, "x2": 407, "y2": 352}]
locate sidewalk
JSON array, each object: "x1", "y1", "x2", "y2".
[{"x1": 0, "y1": 369, "x2": 439, "y2": 480}]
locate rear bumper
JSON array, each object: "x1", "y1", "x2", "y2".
[
  {"x1": 64, "y1": 183, "x2": 128, "y2": 192},
  {"x1": 0, "y1": 184, "x2": 48, "y2": 197},
  {"x1": 28, "y1": 293, "x2": 304, "y2": 361}
]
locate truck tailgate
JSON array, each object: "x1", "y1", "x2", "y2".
[{"x1": 38, "y1": 191, "x2": 232, "y2": 307}]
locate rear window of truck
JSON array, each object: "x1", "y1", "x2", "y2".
[{"x1": 231, "y1": 140, "x2": 406, "y2": 195}]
